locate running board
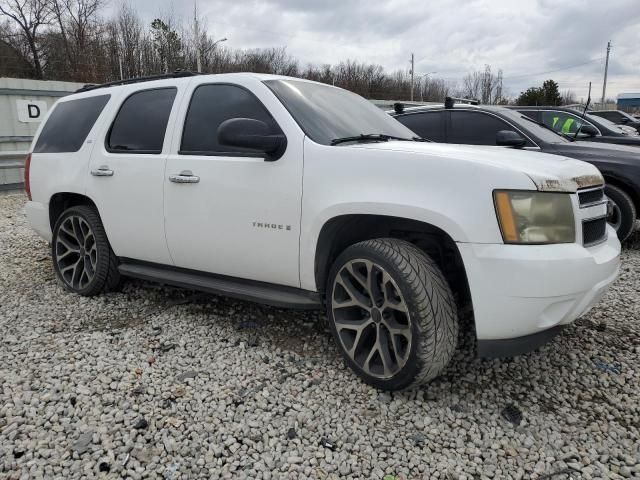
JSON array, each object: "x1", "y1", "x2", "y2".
[{"x1": 118, "y1": 262, "x2": 322, "y2": 310}]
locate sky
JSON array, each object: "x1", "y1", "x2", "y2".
[{"x1": 118, "y1": 0, "x2": 640, "y2": 101}]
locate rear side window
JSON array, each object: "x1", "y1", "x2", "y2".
[
  {"x1": 180, "y1": 84, "x2": 281, "y2": 155},
  {"x1": 107, "y1": 88, "x2": 177, "y2": 154},
  {"x1": 448, "y1": 110, "x2": 532, "y2": 146},
  {"x1": 396, "y1": 112, "x2": 444, "y2": 141},
  {"x1": 34, "y1": 95, "x2": 110, "y2": 153}
]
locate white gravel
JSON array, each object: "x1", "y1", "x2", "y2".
[{"x1": 1, "y1": 193, "x2": 639, "y2": 479}]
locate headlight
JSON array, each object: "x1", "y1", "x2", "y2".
[{"x1": 494, "y1": 190, "x2": 575, "y2": 244}]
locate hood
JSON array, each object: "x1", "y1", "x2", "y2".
[{"x1": 350, "y1": 141, "x2": 603, "y2": 192}]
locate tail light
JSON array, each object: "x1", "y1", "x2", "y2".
[{"x1": 24, "y1": 153, "x2": 32, "y2": 200}]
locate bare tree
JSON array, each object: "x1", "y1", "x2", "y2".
[
  {"x1": 0, "y1": 0, "x2": 460, "y2": 103},
  {"x1": 561, "y1": 89, "x2": 577, "y2": 105},
  {"x1": 50, "y1": 0, "x2": 103, "y2": 80},
  {"x1": 460, "y1": 65, "x2": 503, "y2": 104},
  {"x1": 0, "y1": 0, "x2": 52, "y2": 78},
  {"x1": 418, "y1": 76, "x2": 451, "y2": 102},
  {"x1": 460, "y1": 71, "x2": 480, "y2": 100},
  {"x1": 111, "y1": 3, "x2": 142, "y2": 78}
]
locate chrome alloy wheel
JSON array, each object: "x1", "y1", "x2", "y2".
[
  {"x1": 331, "y1": 259, "x2": 412, "y2": 379},
  {"x1": 606, "y1": 196, "x2": 623, "y2": 232},
  {"x1": 55, "y1": 215, "x2": 98, "y2": 290}
]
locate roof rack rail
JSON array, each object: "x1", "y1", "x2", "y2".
[
  {"x1": 392, "y1": 101, "x2": 431, "y2": 114},
  {"x1": 444, "y1": 96, "x2": 480, "y2": 108},
  {"x1": 75, "y1": 70, "x2": 200, "y2": 93}
]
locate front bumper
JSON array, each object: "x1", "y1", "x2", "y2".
[{"x1": 458, "y1": 225, "x2": 620, "y2": 354}]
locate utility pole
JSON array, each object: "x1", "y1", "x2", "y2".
[
  {"x1": 601, "y1": 40, "x2": 611, "y2": 109},
  {"x1": 194, "y1": 1, "x2": 202, "y2": 73},
  {"x1": 410, "y1": 53, "x2": 415, "y2": 102}
]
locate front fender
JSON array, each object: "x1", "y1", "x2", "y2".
[{"x1": 299, "y1": 202, "x2": 470, "y2": 291}]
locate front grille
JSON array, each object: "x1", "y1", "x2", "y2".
[
  {"x1": 583, "y1": 216, "x2": 607, "y2": 246},
  {"x1": 578, "y1": 187, "x2": 605, "y2": 207}
]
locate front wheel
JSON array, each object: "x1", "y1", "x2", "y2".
[
  {"x1": 605, "y1": 184, "x2": 637, "y2": 242},
  {"x1": 52, "y1": 205, "x2": 121, "y2": 296},
  {"x1": 326, "y1": 238, "x2": 458, "y2": 391}
]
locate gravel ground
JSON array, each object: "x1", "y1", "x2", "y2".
[{"x1": 0, "y1": 193, "x2": 639, "y2": 480}]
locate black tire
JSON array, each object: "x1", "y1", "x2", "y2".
[
  {"x1": 51, "y1": 205, "x2": 121, "y2": 296},
  {"x1": 326, "y1": 238, "x2": 458, "y2": 391},
  {"x1": 605, "y1": 184, "x2": 637, "y2": 242}
]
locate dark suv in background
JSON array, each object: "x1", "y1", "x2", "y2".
[
  {"x1": 589, "y1": 110, "x2": 640, "y2": 133},
  {"x1": 391, "y1": 102, "x2": 640, "y2": 241},
  {"x1": 512, "y1": 106, "x2": 640, "y2": 147}
]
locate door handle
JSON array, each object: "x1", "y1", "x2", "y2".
[
  {"x1": 169, "y1": 170, "x2": 200, "y2": 184},
  {"x1": 91, "y1": 165, "x2": 114, "y2": 177}
]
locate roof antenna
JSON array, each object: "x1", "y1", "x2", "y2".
[{"x1": 574, "y1": 82, "x2": 592, "y2": 141}]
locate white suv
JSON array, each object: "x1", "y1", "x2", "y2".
[{"x1": 25, "y1": 73, "x2": 621, "y2": 390}]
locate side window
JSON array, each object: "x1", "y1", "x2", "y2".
[
  {"x1": 448, "y1": 111, "x2": 529, "y2": 146},
  {"x1": 180, "y1": 84, "x2": 282, "y2": 155},
  {"x1": 396, "y1": 112, "x2": 444, "y2": 141},
  {"x1": 107, "y1": 88, "x2": 177, "y2": 154},
  {"x1": 541, "y1": 111, "x2": 594, "y2": 135},
  {"x1": 34, "y1": 95, "x2": 110, "y2": 153}
]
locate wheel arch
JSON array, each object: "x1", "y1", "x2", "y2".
[
  {"x1": 602, "y1": 174, "x2": 640, "y2": 218},
  {"x1": 313, "y1": 214, "x2": 471, "y2": 307},
  {"x1": 49, "y1": 192, "x2": 99, "y2": 231}
]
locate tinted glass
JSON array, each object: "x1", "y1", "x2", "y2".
[
  {"x1": 107, "y1": 88, "x2": 176, "y2": 153},
  {"x1": 500, "y1": 110, "x2": 568, "y2": 143},
  {"x1": 265, "y1": 79, "x2": 415, "y2": 145},
  {"x1": 517, "y1": 110, "x2": 540, "y2": 122},
  {"x1": 588, "y1": 114, "x2": 628, "y2": 134},
  {"x1": 34, "y1": 95, "x2": 110, "y2": 153},
  {"x1": 594, "y1": 111, "x2": 623, "y2": 122},
  {"x1": 448, "y1": 110, "x2": 524, "y2": 145},
  {"x1": 540, "y1": 111, "x2": 595, "y2": 135},
  {"x1": 181, "y1": 84, "x2": 281, "y2": 154},
  {"x1": 396, "y1": 112, "x2": 444, "y2": 141}
]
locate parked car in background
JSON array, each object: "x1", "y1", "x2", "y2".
[
  {"x1": 392, "y1": 101, "x2": 640, "y2": 241},
  {"x1": 589, "y1": 110, "x2": 640, "y2": 133},
  {"x1": 25, "y1": 73, "x2": 620, "y2": 390},
  {"x1": 512, "y1": 106, "x2": 640, "y2": 147}
]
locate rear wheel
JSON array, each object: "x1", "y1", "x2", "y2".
[
  {"x1": 326, "y1": 238, "x2": 458, "y2": 391},
  {"x1": 52, "y1": 205, "x2": 121, "y2": 296},
  {"x1": 605, "y1": 184, "x2": 636, "y2": 242}
]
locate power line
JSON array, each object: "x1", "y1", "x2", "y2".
[{"x1": 503, "y1": 57, "x2": 605, "y2": 80}]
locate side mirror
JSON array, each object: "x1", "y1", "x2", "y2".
[
  {"x1": 620, "y1": 117, "x2": 629, "y2": 124},
  {"x1": 217, "y1": 118, "x2": 287, "y2": 161},
  {"x1": 579, "y1": 124, "x2": 598, "y2": 137},
  {"x1": 496, "y1": 130, "x2": 526, "y2": 148}
]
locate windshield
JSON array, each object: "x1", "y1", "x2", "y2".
[
  {"x1": 619, "y1": 110, "x2": 637, "y2": 122},
  {"x1": 587, "y1": 114, "x2": 628, "y2": 134},
  {"x1": 264, "y1": 79, "x2": 417, "y2": 145},
  {"x1": 500, "y1": 109, "x2": 570, "y2": 143}
]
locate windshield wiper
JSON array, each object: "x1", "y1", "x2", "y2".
[{"x1": 330, "y1": 133, "x2": 416, "y2": 145}]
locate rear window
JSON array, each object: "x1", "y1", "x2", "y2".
[
  {"x1": 107, "y1": 88, "x2": 177, "y2": 154},
  {"x1": 34, "y1": 95, "x2": 110, "y2": 153}
]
